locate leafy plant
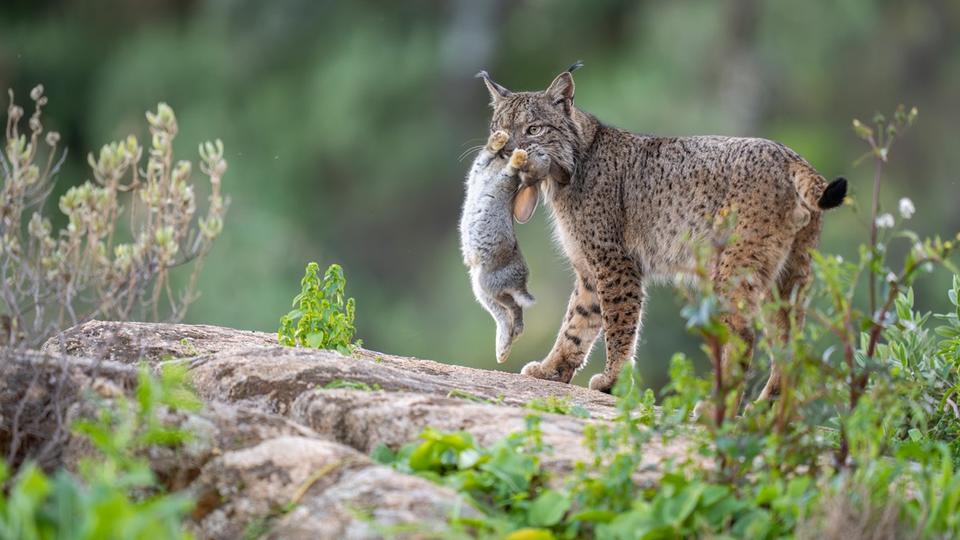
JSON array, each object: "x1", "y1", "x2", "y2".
[
  {"x1": 374, "y1": 417, "x2": 556, "y2": 537},
  {"x1": 0, "y1": 364, "x2": 201, "y2": 539},
  {"x1": 525, "y1": 396, "x2": 589, "y2": 419},
  {"x1": 447, "y1": 389, "x2": 503, "y2": 405},
  {"x1": 278, "y1": 262, "x2": 359, "y2": 354}
]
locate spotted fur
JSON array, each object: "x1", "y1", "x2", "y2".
[{"x1": 478, "y1": 66, "x2": 846, "y2": 396}]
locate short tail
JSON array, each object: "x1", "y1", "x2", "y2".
[
  {"x1": 817, "y1": 177, "x2": 847, "y2": 210},
  {"x1": 513, "y1": 289, "x2": 535, "y2": 308},
  {"x1": 791, "y1": 161, "x2": 846, "y2": 212}
]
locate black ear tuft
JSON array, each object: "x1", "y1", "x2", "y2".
[
  {"x1": 818, "y1": 177, "x2": 847, "y2": 209},
  {"x1": 566, "y1": 60, "x2": 584, "y2": 73}
]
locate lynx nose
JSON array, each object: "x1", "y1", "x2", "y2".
[{"x1": 502, "y1": 141, "x2": 518, "y2": 155}]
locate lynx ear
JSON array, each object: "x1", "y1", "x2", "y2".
[
  {"x1": 476, "y1": 70, "x2": 511, "y2": 104},
  {"x1": 513, "y1": 184, "x2": 539, "y2": 224},
  {"x1": 545, "y1": 61, "x2": 581, "y2": 115}
]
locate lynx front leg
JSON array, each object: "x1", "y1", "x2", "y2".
[
  {"x1": 589, "y1": 254, "x2": 645, "y2": 393},
  {"x1": 521, "y1": 271, "x2": 602, "y2": 383}
]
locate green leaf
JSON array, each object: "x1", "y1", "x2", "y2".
[
  {"x1": 527, "y1": 489, "x2": 571, "y2": 527},
  {"x1": 305, "y1": 331, "x2": 324, "y2": 348},
  {"x1": 408, "y1": 441, "x2": 439, "y2": 471},
  {"x1": 661, "y1": 482, "x2": 704, "y2": 527},
  {"x1": 370, "y1": 444, "x2": 397, "y2": 465},
  {"x1": 16, "y1": 465, "x2": 52, "y2": 500},
  {"x1": 569, "y1": 509, "x2": 617, "y2": 523},
  {"x1": 457, "y1": 448, "x2": 482, "y2": 469},
  {"x1": 504, "y1": 528, "x2": 556, "y2": 540}
]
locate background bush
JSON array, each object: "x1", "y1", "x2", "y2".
[{"x1": 1, "y1": 89, "x2": 226, "y2": 347}]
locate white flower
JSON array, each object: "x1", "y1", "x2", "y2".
[
  {"x1": 886, "y1": 271, "x2": 897, "y2": 283},
  {"x1": 898, "y1": 197, "x2": 915, "y2": 219},
  {"x1": 875, "y1": 213, "x2": 895, "y2": 229}
]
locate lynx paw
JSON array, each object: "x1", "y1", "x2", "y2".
[
  {"x1": 588, "y1": 373, "x2": 616, "y2": 394},
  {"x1": 509, "y1": 149, "x2": 528, "y2": 170},
  {"x1": 521, "y1": 360, "x2": 575, "y2": 383},
  {"x1": 521, "y1": 361, "x2": 546, "y2": 379},
  {"x1": 488, "y1": 130, "x2": 509, "y2": 152}
]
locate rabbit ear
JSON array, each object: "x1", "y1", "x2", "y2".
[{"x1": 513, "y1": 184, "x2": 539, "y2": 224}]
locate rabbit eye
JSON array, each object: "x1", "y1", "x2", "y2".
[{"x1": 526, "y1": 125, "x2": 543, "y2": 136}]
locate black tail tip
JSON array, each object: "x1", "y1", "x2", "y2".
[{"x1": 818, "y1": 177, "x2": 847, "y2": 209}]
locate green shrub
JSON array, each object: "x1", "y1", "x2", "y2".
[
  {"x1": 0, "y1": 365, "x2": 201, "y2": 540},
  {"x1": 278, "y1": 262, "x2": 359, "y2": 354},
  {"x1": 525, "y1": 396, "x2": 590, "y2": 418},
  {"x1": 373, "y1": 417, "x2": 552, "y2": 537}
]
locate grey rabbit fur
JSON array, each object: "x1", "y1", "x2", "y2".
[{"x1": 459, "y1": 130, "x2": 546, "y2": 363}]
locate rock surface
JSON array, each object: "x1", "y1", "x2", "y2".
[
  {"x1": 0, "y1": 349, "x2": 139, "y2": 469},
  {"x1": 9, "y1": 320, "x2": 696, "y2": 538},
  {"x1": 192, "y1": 435, "x2": 474, "y2": 540},
  {"x1": 40, "y1": 320, "x2": 276, "y2": 363}
]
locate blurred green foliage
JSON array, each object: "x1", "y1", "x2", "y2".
[
  {"x1": 0, "y1": 364, "x2": 199, "y2": 539},
  {"x1": 3, "y1": 0, "x2": 959, "y2": 390}
]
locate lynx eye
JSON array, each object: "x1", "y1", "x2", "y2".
[{"x1": 526, "y1": 125, "x2": 544, "y2": 136}]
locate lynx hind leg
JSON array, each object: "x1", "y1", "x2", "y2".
[
  {"x1": 699, "y1": 224, "x2": 794, "y2": 417},
  {"x1": 757, "y1": 213, "x2": 820, "y2": 402}
]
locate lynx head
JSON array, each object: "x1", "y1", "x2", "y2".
[{"x1": 476, "y1": 62, "x2": 585, "y2": 222}]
